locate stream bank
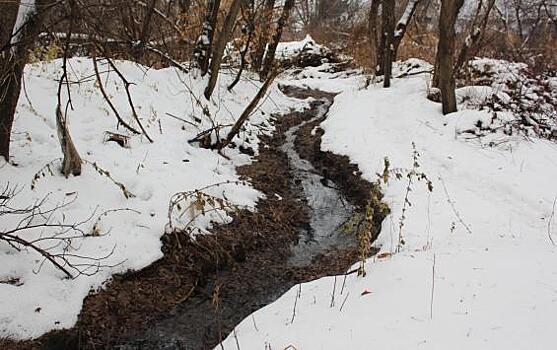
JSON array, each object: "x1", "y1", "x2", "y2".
[{"x1": 10, "y1": 86, "x2": 387, "y2": 350}]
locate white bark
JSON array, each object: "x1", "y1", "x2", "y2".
[{"x1": 11, "y1": 0, "x2": 37, "y2": 45}]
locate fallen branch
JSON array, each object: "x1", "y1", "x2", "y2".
[
  {"x1": 103, "y1": 56, "x2": 154, "y2": 143},
  {"x1": 218, "y1": 67, "x2": 279, "y2": 150},
  {"x1": 92, "y1": 53, "x2": 141, "y2": 135}
]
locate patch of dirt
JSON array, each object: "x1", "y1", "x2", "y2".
[{"x1": 2, "y1": 87, "x2": 387, "y2": 350}]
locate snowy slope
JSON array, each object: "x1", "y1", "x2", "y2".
[
  {"x1": 217, "y1": 61, "x2": 557, "y2": 349},
  {"x1": 0, "y1": 58, "x2": 300, "y2": 339}
]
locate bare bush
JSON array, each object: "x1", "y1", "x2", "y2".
[{"x1": 0, "y1": 184, "x2": 117, "y2": 279}]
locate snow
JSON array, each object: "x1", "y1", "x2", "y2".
[
  {"x1": 217, "y1": 60, "x2": 557, "y2": 349},
  {"x1": 0, "y1": 58, "x2": 300, "y2": 339},
  {"x1": 275, "y1": 34, "x2": 326, "y2": 59}
]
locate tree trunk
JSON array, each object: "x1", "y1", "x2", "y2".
[
  {"x1": 134, "y1": 0, "x2": 158, "y2": 60},
  {"x1": 251, "y1": 0, "x2": 275, "y2": 72},
  {"x1": 368, "y1": 0, "x2": 380, "y2": 73},
  {"x1": 196, "y1": 0, "x2": 221, "y2": 76},
  {"x1": 228, "y1": 3, "x2": 255, "y2": 91},
  {"x1": 454, "y1": 0, "x2": 495, "y2": 73},
  {"x1": 219, "y1": 67, "x2": 279, "y2": 150},
  {"x1": 393, "y1": 0, "x2": 420, "y2": 60},
  {"x1": 0, "y1": 0, "x2": 50, "y2": 161},
  {"x1": 377, "y1": 1, "x2": 386, "y2": 75},
  {"x1": 259, "y1": 0, "x2": 295, "y2": 80},
  {"x1": 204, "y1": 0, "x2": 246, "y2": 99},
  {"x1": 436, "y1": 0, "x2": 464, "y2": 114},
  {"x1": 56, "y1": 104, "x2": 82, "y2": 177},
  {"x1": 382, "y1": 0, "x2": 395, "y2": 88},
  {"x1": 57, "y1": 0, "x2": 82, "y2": 177}
]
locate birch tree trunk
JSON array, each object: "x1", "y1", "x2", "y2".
[{"x1": 195, "y1": 0, "x2": 221, "y2": 76}]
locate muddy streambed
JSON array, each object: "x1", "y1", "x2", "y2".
[
  {"x1": 30, "y1": 87, "x2": 385, "y2": 350},
  {"x1": 116, "y1": 89, "x2": 359, "y2": 349},
  {"x1": 116, "y1": 88, "x2": 382, "y2": 350}
]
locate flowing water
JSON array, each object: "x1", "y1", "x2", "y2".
[
  {"x1": 117, "y1": 90, "x2": 358, "y2": 350},
  {"x1": 281, "y1": 99, "x2": 355, "y2": 266}
]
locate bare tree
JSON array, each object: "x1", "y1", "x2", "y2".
[
  {"x1": 204, "y1": 0, "x2": 247, "y2": 99},
  {"x1": 229, "y1": 1, "x2": 255, "y2": 91},
  {"x1": 251, "y1": 0, "x2": 276, "y2": 72},
  {"x1": 382, "y1": 0, "x2": 395, "y2": 87},
  {"x1": 219, "y1": 67, "x2": 279, "y2": 149},
  {"x1": 134, "y1": 0, "x2": 159, "y2": 60},
  {"x1": 195, "y1": 0, "x2": 222, "y2": 76},
  {"x1": 56, "y1": 2, "x2": 82, "y2": 177},
  {"x1": 260, "y1": 0, "x2": 295, "y2": 80},
  {"x1": 454, "y1": 0, "x2": 495, "y2": 73},
  {"x1": 436, "y1": 0, "x2": 464, "y2": 114},
  {"x1": 368, "y1": 0, "x2": 380, "y2": 72},
  {"x1": 393, "y1": 0, "x2": 421, "y2": 60},
  {"x1": 0, "y1": 0, "x2": 53, "y2": 161}
]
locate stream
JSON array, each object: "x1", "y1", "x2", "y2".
[
  {"x1": 281, "y1": 99, "x2": 355, "y2": 266},
  {"x1": 118, "y1": 89, "x2": 361, "y2": 350}
]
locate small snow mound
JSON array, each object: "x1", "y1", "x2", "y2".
[
  {"x1": 275, "y1": 35, "x2": 343, "y2": 69},
  {"x1": 275, "y1": 35, "x2": 323, "y2": 59}
]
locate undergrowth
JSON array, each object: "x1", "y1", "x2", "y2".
[{"x1": 346, "y1": 142, "x2": 433, "y2": 276}]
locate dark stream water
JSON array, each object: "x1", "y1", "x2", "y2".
[{"x1": 281, "y1": 99, "x2": 354, "y2": 266}]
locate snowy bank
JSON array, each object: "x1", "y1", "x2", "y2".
[
  {"x1": 0, "y1": 58, "x2": 299, "y2": 339},
  {"x1": 217, "y1": 60, "x2": 557, "y2": 349}
]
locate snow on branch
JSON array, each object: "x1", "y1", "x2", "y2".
[{"x1": 394, "y1": 0, "x2": 420, "y2": 38}]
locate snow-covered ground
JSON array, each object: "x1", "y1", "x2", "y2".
[
  {"x1": 0, "y1": 58, "x2": 300, "y2": 339},
  {"x1": 217, "y1": 61, "x2": 557, "y2": 349},
  {"x1": 3, "y1": 39, "x2": 556, "y2": 347}
]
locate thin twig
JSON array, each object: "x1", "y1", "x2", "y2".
[
  {"x1": 330, "y1": 275, "x2": 337, "y2": 308},
  {"x1": 439, "y1": 176, "x2": 473, "y2": 234},
  {"x1": 165, "y1": 112, "x2": 199, "y2": 127},
  {"x1": 103, "y1": 56, "x2": 154, "y2": 142},
  {"x1": 548, "y1": 197, "x2": 556, "y2": 246},
  {"x1": 291, "y1": 283, "x2": 301, "y2": 324},
  {"x1": 430, "y1": 253, "x2": 436, "y2": 319},
  {"x1": 92, "y1": 53, "x2": 141, "y2": 134},
  {"x1": 339, "y1": 291, "x2": 350, "y2": 312}
]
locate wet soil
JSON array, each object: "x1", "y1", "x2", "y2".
[{"x1": 2, "y1": 86, "x2": 386, "y2": 350}]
